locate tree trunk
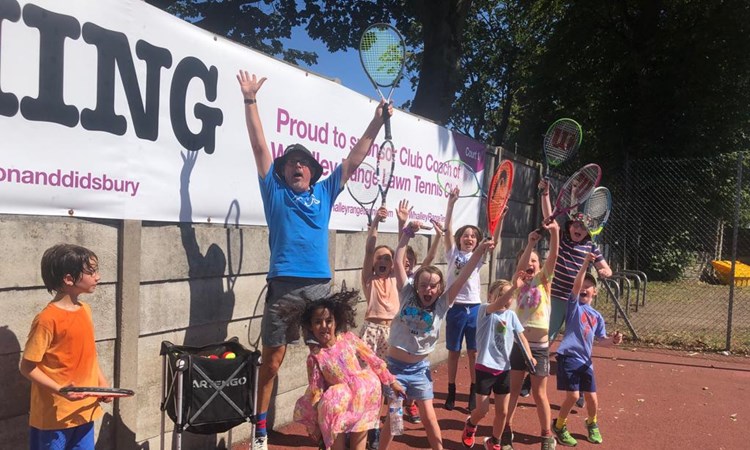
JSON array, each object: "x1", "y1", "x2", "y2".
[{"x1": 410, "y1": 0, "x2": 472, "y2": 124}]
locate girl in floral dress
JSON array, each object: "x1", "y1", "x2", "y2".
[{"x1": 292, "y1": 290, "x2": 405, "y2": 450}]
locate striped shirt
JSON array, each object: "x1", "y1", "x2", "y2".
[{"x1": 550, "y1": 235, "x2": 604, "y2": 300}]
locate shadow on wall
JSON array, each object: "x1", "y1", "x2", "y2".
[
  {"x1": 179, "y1": 151, "x2": 241, "y2": 346},
  {"x1": 95, "y1": 412, "x2": 150, "y2": 450},
  {"x1": 0, "y1": 325, "x2": 31, "y2": 447}
]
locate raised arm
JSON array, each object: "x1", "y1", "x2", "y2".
[
  {"x1": 516, "y1": 229, "x2": 541, "y2": 274},
  {"x1": 443, "y1": 187, "x2": 459, "y2": 255},
  {"x1": 594, "y1": 258, "x2": 613, "y2": 278},
  {"x1": 237, "y1": 70, "x2": 272, "y2": 178},
  {"x1": 421, "y1": 220, "x2": 444, "y2": 267},
  {"x1": 539, "y1": 178, "x2": 553, "y2": 219},
  {"x1": 486, "y1": 271, "x2": 524, "y2": 315},
  {"x1": 572, "y1": 252, "x2": 595, "y2": 297},
  {"x1": 541, "y1": 219, "x2": 560, "y2": 283},
  {"x1": 340, "y1": 101, "x2": 392, "y2": 187},
  {"x1": 395, "y1": 221, "x2": 431, "y2": 290},
  {"x1": 446, "y1": 238, "x2": 494, "y2": 306},
  {"x1": 362, "y1": 207, "x2": 387, "y2": 286},
  {"x1": 396, "y1": 199, "x2": 412, "y2": 241}
]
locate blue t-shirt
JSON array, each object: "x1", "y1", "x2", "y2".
[
  {"x1": 556, "y1": 293, "x2": 607, "y2": 365},
  {"x1": 475, "y1": 305, "x2": 524, "y2": 372},
  {"x1": 259, "y1": 162, "x2": 343, "y2": 279}
]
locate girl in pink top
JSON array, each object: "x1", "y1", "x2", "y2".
[{"x1": 292, "y1": 290, "x2": 405, "y2": 450}]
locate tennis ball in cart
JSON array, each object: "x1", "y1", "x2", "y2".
[
  {"x1": 208, "y1": 354, "x2": 219, "y2": 359},
  {"x1": 222, "y1": 351, "x2": 237, "y2": 359}
]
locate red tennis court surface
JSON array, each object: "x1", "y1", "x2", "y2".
[{"x1": 235, "y1": 345, "x2": 750, "y2": 449}]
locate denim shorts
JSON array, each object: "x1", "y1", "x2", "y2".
[
  {"x1": 30, "y1": 422, "x2": 95, "y2": 450},
  {"x1": 261, "y1": 277, "x2": 331, "y2": 347},
  {"x1": 386, "y1": 357, "x2": 433, "y2": 401},
  {"x1": 556, "y1": 355, "x2": 597, "y2": 392},
  {"x1": 445, "y1": 303, "x2": 479, "y2": 351}
]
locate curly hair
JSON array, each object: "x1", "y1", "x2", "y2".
[
  {"x1": 454, "y1": 225, "x2": 482, "y2": 251},
  {"x1": 278, "y1": 289, "x2": 361, "y2": 336}
]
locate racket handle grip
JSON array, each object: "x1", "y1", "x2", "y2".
[{"x1": 383, "y1": 103, "x2": 392, "y2": 140}]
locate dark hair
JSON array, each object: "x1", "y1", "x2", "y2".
[
  {"x1": 405, "y1": 245, "x2": 417, "y2": 263},
  {"x1": 454, "y1": 225, "x2": 481, "y2": 251},
  {"x1": 41, "y1": 244, "x2": 98, "y2": 293},
  {"x1": 412, "y1": 265, "x2": 445, "y2": 296},
  {"x1": 279, "y1": 289, "x2": 360, "y2": 335},
  {"x1": 563, "y1": 219, "x2": 591, "y2": 242}
]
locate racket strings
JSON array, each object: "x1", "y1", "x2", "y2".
[
  {"x1": 347, "y1": 164, "x2": 380, "y2": 204},
  {"x1": 557, "y1": 165, "x2": 600, "y2": 211},
  {"x1": 544, "y1": 120, "x2": 582, "y2": 165},
  {"x1": 360, "y1": 26, "x2": 405, "y2": 87},
  {"x1": 488, "y1": 165, "x2": 512, "y2": 219}
]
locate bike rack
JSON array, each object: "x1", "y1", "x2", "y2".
[
  {"x1": 600, "y1": 278, "x2": 639, "y2": 340},
  {"x1": 617, "y1": 270, "x2": 648, "y2": 309},
  {"x1": 609, "y1": 274, "x2": 632, "y2": 314}
]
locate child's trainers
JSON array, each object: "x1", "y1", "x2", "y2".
[
  {"x1": 552, "y1": 423, "x2": 577, "y2": 447},
  {"x1": 541, "y1": 436, "x2": 557, "y2": 450},
  {"x1": 586, "y1": 421, "x2": 603, "y2": 444},
  {"x1": 500, "y1": 428, "x2": 514, "y2": 450},
  {"x1": 462, "y1": 418, "x2": 478, "y2": 448},
  {"x1": 483, "y1": 437, "x2": 502, "y2": 450},
  {"x1": 405, "y1": 401, "x2": 421, "y2": 423}
]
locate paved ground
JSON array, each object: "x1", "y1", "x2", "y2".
[{"x1": 234, "y1": 344, "x2": 750, "y2": 449}]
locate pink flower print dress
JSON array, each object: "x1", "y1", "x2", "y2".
[{"x1": 293, "y1": 331, "x2": 396, "y2": 449}]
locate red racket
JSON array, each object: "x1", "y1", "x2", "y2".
[
  {"x1": 60, "y1": 386, "x2": 135, "y2": 398},
  {"x1": 487, "y1": 160, "x2": 514, "y2": 237}
]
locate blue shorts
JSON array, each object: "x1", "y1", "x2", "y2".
[
  {"x1": 556, "y1": 355, "x2": 597, "y2": 393},
  {"x1": 445, "y1": 303, "x2": 479, "y2": 351},
  {"x1": 30, "y1": 422, "x2": 95, "y2": 450},
  {"x1": 386, "y1": 357, "x2": 433, "y2": 401}
]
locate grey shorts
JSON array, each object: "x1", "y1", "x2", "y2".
[{"x1": 261, "y1": 277, "x2": 331, "y2": 347}]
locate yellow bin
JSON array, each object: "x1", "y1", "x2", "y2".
[{"x1": 711, "y1": 260, "x2": 750, "y2": 287}]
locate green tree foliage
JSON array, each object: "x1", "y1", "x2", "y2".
[
  {"x1": 145, "y1": 0, "x2": 317, "y2": 65},
  {"x1": 512, "y1": 0, "x2": 750, "y2": 172}
]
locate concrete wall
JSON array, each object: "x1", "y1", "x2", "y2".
[{"x1": 0, "y1": 151, "x2": 544, "y2": 449}]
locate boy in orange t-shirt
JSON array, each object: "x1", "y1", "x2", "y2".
[{"x1": 20, "y1": 244, "x2": 111, "y2": 450}]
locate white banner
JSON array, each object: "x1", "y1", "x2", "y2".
[{"x1": 0, "y1": 0, "x2": 487, "y2": 232}]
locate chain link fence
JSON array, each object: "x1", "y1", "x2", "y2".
[{"x1": 592, "y1": 152, "x2": 750, "y2": 354}]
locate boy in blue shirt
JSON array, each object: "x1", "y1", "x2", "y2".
[{"x1": 553, "y1": 253, "x2": 622, "y2": 446}]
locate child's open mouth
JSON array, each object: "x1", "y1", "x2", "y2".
[
  {"x1": 377, "y1": 265, "x2": 387, "y2": 273},
  {"x1": 525, "y1": 268, "x2": 534, "y2": 275}
]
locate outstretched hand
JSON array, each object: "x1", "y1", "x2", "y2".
[
  {"x1": 396, "y1": 199, "x2": 412, "y2": 224},
  {"x1": 236, "y1": 70, "x2": 267, "y2": 99}
]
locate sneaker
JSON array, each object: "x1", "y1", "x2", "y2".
[
  {"x1": 500, "y1": 428, "x2": 514, "y2": 448},
  {"x1": 483, "y1": 437, "x2": 501, "y2": 450},
  {"x1": 462, "y1": 418, "x2": 478, "y2": 448},
  {"x1": 540, "y1": 436, "x2": 557, "y2": 450},
  {"x1": 575, "y1": 394, "x2": 585, "y2": 408},
  {"x1": 405, "y1": 401, "x2": 421, "y2": 423},
  {"x1": 520, "y1": 375, "x2": 531, "y2": 398},
  {"x1": 367, "y1": 428, "x2": 380, "y2": 450},
  {"x1": 553, "y1": 423, "x2": 578, "y2": 447},
  {"x1": 252, "y1": 435, "x2": 268, "y2": 450},
  {"x1": 445, "y1": 384, "x2": 456, "y2": 410},
  {"x1": 586, "y1": 421, "x2": 603, "y2": 444}
]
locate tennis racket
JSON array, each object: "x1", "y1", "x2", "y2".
[
  {"x1": 583, "y1": 186, "x2": 612, "y2": 242},
  {"x1": 359, "y1": 23, "x2": 406, "y2": 141},
  {"x1": 487, "y1": 160, "x2": 514, "y2": 237},
  {"x1": 436, "y1": 159, "x2": 484, "y2": 198},
  {"x1": 59, "y1": 386, "x2": 135, "y2": 398},
  {"x1": 513, "y1": 330, "x2": 536, "y2": 375},
  {"x1": 376, "y1": 140, "x2": 396, "y2": 208},
  {"x1": 542, "y1": 118, "x2": 583, "y2": 178},
  {"x1": 346, "y1": 161, "x2": 380, "y2": 226},
  {"x1": 538, "y1": 163, "x2": 601, "y2": 231}
]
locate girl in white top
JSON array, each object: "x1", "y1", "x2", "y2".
[{"x1": 443, "y1": 187, "x2": 502, "y2": 411}]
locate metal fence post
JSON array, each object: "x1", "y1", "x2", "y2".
[{"x1": 725, "y1": 152, "x2": 743, "y2": 351}]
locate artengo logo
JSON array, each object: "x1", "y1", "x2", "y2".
[{"x1": 192, "y1": 376, "x2": 247, "y2": 389}]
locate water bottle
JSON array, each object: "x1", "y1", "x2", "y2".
[{"x1": 389, "y1": 396, "x2": 404, "y2": 436}]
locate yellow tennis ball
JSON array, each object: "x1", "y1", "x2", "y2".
[{"x1": 222, "y1": 351, "x2": 236, "y2": 359}]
